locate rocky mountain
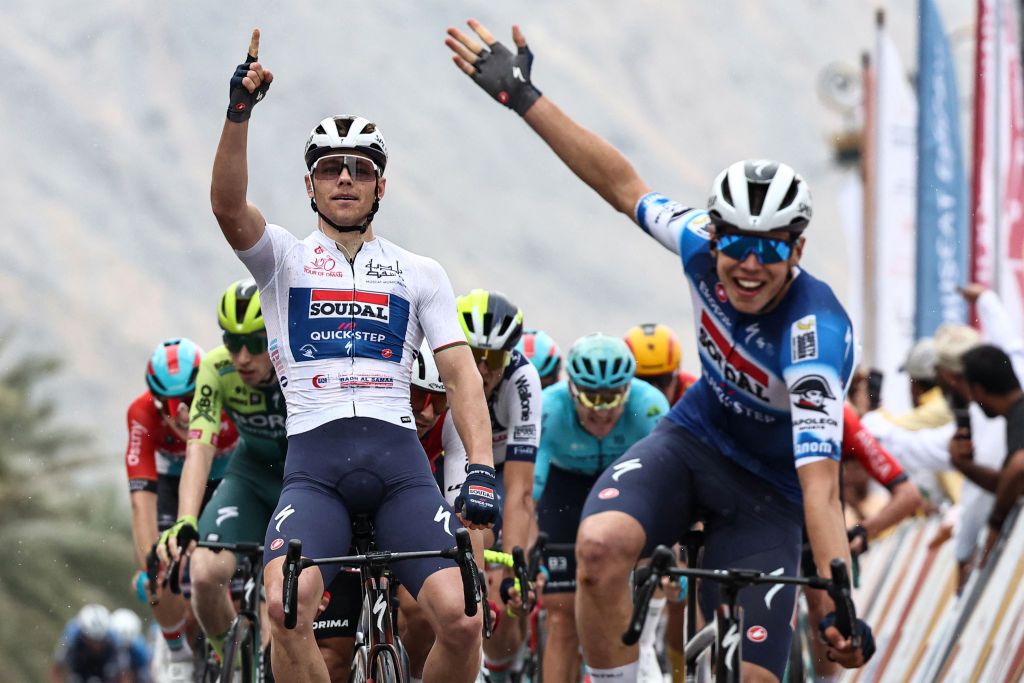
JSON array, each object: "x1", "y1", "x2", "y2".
[{"x1": 0, "y1": 0, "x2": 973, "y2": 463}]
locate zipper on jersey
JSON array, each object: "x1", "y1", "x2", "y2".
[{"x1": 348, "y1": 256, "x2": 357, "y2": 416}]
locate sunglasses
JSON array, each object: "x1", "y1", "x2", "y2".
[
  {"x1": 471, "y1": 347, "x2": 511, "y2": 371},
  {"x1": 223, "y1": 332, "x2": 269, "y2": 355},
  {"x1": 411, "y1": 385, "x2": 448, "y2": 415},
  {"x1": 152, "y1": 393, "x2": 194, "y2": 417},
  {"x1": 714, "y1": 233, "x2": 795, "y2": 265},
  {"x1": 311, "y1": 154, "x2": 380, "y2": 183},
  {"x1": 570, "y1": 383, "x2": 630, "y2": 411}
]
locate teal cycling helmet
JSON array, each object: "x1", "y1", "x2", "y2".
[
  {"x1": 516, "y1": 328, "x2": 562, "y2": 379},
  {"x1": 146, "y1": 338, "x2": 203, "y2": 397},
  {"x1": 566, "y1": 334, "x2": 636, "y2": 390}
]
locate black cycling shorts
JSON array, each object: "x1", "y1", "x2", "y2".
[
  {"x1": 264, "y1": 417, "x2": 458, "y2": 598},
  {"x1": 581, "y1": 420, "x2": 804, "y2": 679},
  {"x1": 537, "y1": 465, "x2": 598, "y2": 594},
  {"x1": 314, "y1": 569, "x2": 362, "y2": 640},
  {"x1": 157, "y1": 474, "x2": 218, "y2": 531}
]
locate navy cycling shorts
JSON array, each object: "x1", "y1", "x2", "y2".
[
  {"x1": 264, "y1": 417, "x2": 459, "y2": 598},
  {"x1": 581, "y1": 419, "x2": 804, "y2": 679},
  {"x1": 537, "y1": 465, "x2": 598, "y2": 593}
]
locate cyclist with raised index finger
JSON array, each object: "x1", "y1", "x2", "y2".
[
  {"x1": 211, "y1": 30, "x2": 494, "y2": 683},
  {"x1": 446, "y1": 19, "x2": 874, "y2": 682}
]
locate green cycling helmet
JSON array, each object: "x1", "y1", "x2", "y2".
[{"x1": 218, "y1": 279, "x2": 264, "y2": 334}]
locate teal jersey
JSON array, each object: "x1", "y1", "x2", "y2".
[{"x1": 534, "y1": 378, "x2": 669, "y2": 499}]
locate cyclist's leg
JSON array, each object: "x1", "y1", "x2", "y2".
[
  {"x1": 263, "y1": 469, "x2": 353, "y2": 682},
  {"x1": 398, "y1": 584, "x2": 435, "y2": 680},
  {"x1": 693, "y1": 449, "x2": 803, "y2": 683},
  {"x1": 314, "y1": 569, "x2": 361, "y2": 682},
  {"x1": 537, "y1": 465, "x2": 595, "y2": 683},
  {"x1": 370, "y1": 426, "x2": 482, "y2": 683},
  {"x1": 575, "y1": 420, "x2": 698, "y2": 677}
]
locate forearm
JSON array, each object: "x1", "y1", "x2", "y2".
[
  {"x1": 799, "y1": 462, "x2": 851, "y2": 577},
  {"x1": 178, "y1": 442, "x2": 217, "y2": 521},
  {"x1": 990, "y1": 455, "x2": 1024, "y2": 525},
  {"x1": 130, "y1": 491, "x2": 159, "y2": 567},
  {"x1": 523, "y1": 97, "x2": 649, "y2": 216},
  {"x1": 501, "y1": 464, "x2": 535, "y2": 551},
  {"x1": 861, "y1": 480, "x2": 922, "y2": 539},
  {"x1": 953, "y1": 459, "x2": 1001, "y2": 492},
  {"x1": 211, "y1": 119, "x2": 251, "y2": 219}
]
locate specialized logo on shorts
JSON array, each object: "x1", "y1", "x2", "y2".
[
  {"x1": 434, "y1": 505, "x2": 453, "y2": 537},
  {"x1": 274, "y1": 504, "x2": 296, "y2": 532},
  {"x1": 216, "y1": 506, "x2": 239, "y2": 526},
  {"x1": 611, "y1": 458, "x2": 642, "y2": 482},
  {"x1": 747, "y1": 625, "x2": 768, "y2": 643},
  {"x1": 763, "y1": 568, "x2": 786, "y2": 609},
  {"x1": 270, "y1": 538, "x2": 284, "y2": 551},
  {"x1": 791, "y1": 315, "x2": 819, "y2": 362},
  {"x1": 598, "y1": 487, "x2": 619, "y2": 500}
]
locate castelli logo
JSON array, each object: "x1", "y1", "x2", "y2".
[
  {"x1": 747, "y1": 625, "x2": 767, "y2": 643},
  {"x1": 381, "y1": 349, "x2": 393, "y2": 359},
  {"x1": 235, "y1": 103, "x2": 247, "y2": 111},
  {"x1": 598, "y1": 487, "x2": 619, "y2": 500},
  {"x1": 270, "y1": 538, "x2": 284, "y2": 551}
]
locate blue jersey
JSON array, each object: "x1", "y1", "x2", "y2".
[
  {"x1": 636, "y1": 193, "x2": 855, "y2": 505},
  {"x1": 534, "y1": 378, "x2": 669, "y2": 499},
  {"x1": 53, "y1": 622, "x2": 126, "y2": 682}
]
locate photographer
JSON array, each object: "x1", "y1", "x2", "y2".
[{"x1": 956, "y1": 345, "x2": 1024, "y2": 565}]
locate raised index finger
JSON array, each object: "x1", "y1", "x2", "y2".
[{"x1": 247, "y1": 28, "x2": 261, "y2": 61}]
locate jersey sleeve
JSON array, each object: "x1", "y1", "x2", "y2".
[
  {"x1": 235, "y1": 224, "x2": 294, "y2": 289},
  {"x1": 416, "y1": 257, "x2": 469, "y2": 352},
  {"x1": 504, "y1": 364, "x2": 542, "y2": 463},
  {"x1": 634, "y1": 379, "x2": 670, "y2": 431},
  {"x1": 841, "y1": 403, "x2": 907, "y2": 490},
  {"x1": 125, "y1": 399, "x2": 158, "y2": 493},
  {"x1": 782, "y1": 310, "x2": 852, "y2": 468},
  {"x1": 441, "y1": 414, "x2": 468, "y2": 507},
  {"x1": 634, "y1": 192, "x2": 711, "y2": 257},
  {"x1": 187, "y1": 354, "x2": 225, "y2": 448}
]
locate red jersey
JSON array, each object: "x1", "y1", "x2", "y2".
[
  {"x1": 125, "y1": 392, "x2": 238, "y2": 493},
  {"x1": 419, "y1": 410, "x2": 449, "y2": 473},
  {"x1": 841, "y1": 403, "x2": 907, "y2": 490},
  {"x1": 671, "y1": 370, "x2": 700, "y2": 405}
]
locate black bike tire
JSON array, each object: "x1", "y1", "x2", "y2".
[
  {"x1": 349, "y1": 645, "x2": 369, "y2": 683},
  {"x1": 241, "y1": 619, "x2": 258, "y2": 683},
  {"x1": 221, "y1": 613, "x2": 253, "y2": 682},
  {"x1": 370, "y1": 649, "x2": 401, "y2": 683}
]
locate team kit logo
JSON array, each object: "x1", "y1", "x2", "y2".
[
  {"x1": 288, "y1": 288, "x2": 410, "y2": 364},
  {"x1": 790, "y1": 374, "x2": 836, "y2": 413}
]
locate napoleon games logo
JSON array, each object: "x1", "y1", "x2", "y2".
[
  {"x1": 791, "y1": 374, "x2": 836, "y2": 413},
  {"x1": 308, "y1": 289, "x2": 390, "y2": 322}
]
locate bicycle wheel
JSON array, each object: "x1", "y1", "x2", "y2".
[
  {"x1": 350, "y1": 645, "x2": 369, "y2": 683},
  {"x1": 194, "y1": 633, "x2": 222, "y2": 683},
  {"x1": 221, "y1": 614, "x2": 255, "y2": 682},
  {"x1": 369, "y1": 649, "x2": 402, "y2": 683}
]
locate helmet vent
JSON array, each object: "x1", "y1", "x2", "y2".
[
  {"x1": 748, "y1": 184, "x2": 768, "y2": 217},
  {"x1": 721, "y1": 181, "x2": 734, "y2": 207}
]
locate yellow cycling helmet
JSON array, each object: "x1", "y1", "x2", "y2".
[
  {"x1": 624, "y1": 323, "x2": 682, "y2": 376},
  {"x1": 456, "y1": 289, "x2": 524, "y2": 351},
  {"x1": 218, "y1": 279, "x2": 265, "y2": 334}
]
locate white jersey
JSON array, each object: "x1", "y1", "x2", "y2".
[
  {"x1": 238, "y1": 225, "x2": 466, "y2": 435},
  {"x1": 488, "y1": 350, "x2": 542, "y2": 467}
]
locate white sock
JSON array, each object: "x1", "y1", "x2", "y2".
[
  {"x1": 410, "y1": 678, "x2": 423, "y2": 683},
  {"x1": 588, "y1": 660, "x2": 639, "y2": 681},
  {"x1": 638, "y1": 597, "x2": 666, "y2": 649}
]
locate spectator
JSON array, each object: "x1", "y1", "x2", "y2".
[
  {"x1": 877, "y1": 337, "x2": 952, "y2": 430},
  {"x1": 956, "y1": 345, "x2": 1024, "y2": 564}
]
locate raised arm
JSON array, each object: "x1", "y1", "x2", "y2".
[
  {"x1": 211, "y1": 29, "x2": 272, "y2": 251},
  {"x1": 445, "y1": 20, "x2": 651, "y2": 218}
]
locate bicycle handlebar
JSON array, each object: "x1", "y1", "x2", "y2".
[
  {"x1": 828, "y1": 558, "x2": 857, "y2": 643},
  {"x1": 282, "y1": 539, "x2": 304, "y2": 629},
  {"x1": 623, "y1": 546, "x2": 675, "y2": 645},
  {"x1": 453, "y1": 528, "x2": 480, "y2": 618}
]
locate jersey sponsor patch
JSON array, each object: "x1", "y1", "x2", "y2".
[
  {"x1": 468, "y1": 485, "x2": 494, "y2": 500},
  {"x1": 288, "y1": 287, "x2": 410, "y2": 364},
  {"x1": 790, "y1": 315, "x2": 819, "y2": 362},
  {"x1": 698, "y1": 311, "x2": 770, "y2": 401},
  {"x1": 513, "y1": 424, "x2": 537, "y2": 441}
]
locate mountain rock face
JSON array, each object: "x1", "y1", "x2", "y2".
[{"x1": 1, "y1": 1, "x2": 973, "y2": 460}]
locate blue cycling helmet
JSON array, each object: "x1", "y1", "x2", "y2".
[
  {"x1": 146, "y1": 338, "x2": 203, "y2": 397},
  {"x1": 566, "y1": 334, "x2": 636, "y2": 390},
  {"x1": 516, "y1": 328, "x2": 563, "y2": 379}
]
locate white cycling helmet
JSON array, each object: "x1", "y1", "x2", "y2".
[
  {"x1": 412, "y1": 341, "x2": 445, "y2": 394},
  {"x1": 707, "y1": 160, "x2": 812, "y2": 233},
  {"x1": 109, "y1": 608, "x2": 142, "y2": 644},
  {"x1": 304, "y1": 115, "x2": 388, "y2": 173},
  {"x1": 77, "y1": 604, "x2": 111, "y2": 641}
]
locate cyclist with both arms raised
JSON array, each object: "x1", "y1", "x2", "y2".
[
  {"x1": 533, "y1": 334, "x2": 669, "y2": 683},
  {"x1": 446, "y1": 20, "x2": 874, "y2": 681}
]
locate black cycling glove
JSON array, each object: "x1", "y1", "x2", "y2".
[
  {"x1": 819, "y1": 613, "x2": 877, "y2": 663},
  {"x1": 847, "y1": 524, "x2": 869, "y2": 556},
  {"x1": 471, "y1": 41, "x2": 541, "y2": 116},
  {"x1": 227, "y1": 53, "x2": 270, "y2": 123},
  {"x1": 455, "y1": 464, "x2": 501, "y2": 525}
]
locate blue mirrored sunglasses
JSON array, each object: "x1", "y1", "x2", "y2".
[{"x1": 715, "y1": 233, "x2": 794, "y2": 264}]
